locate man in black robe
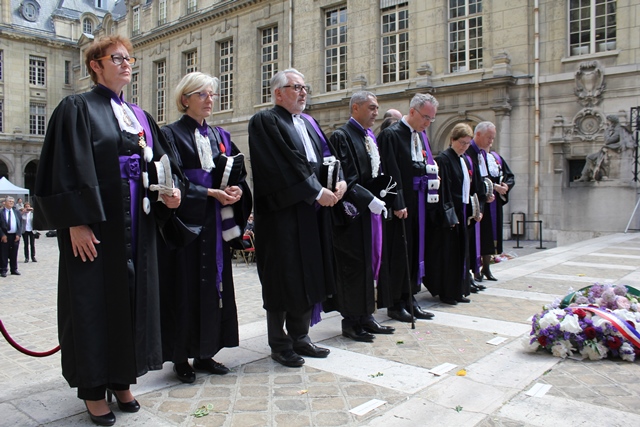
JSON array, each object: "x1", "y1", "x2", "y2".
[
  {"x1": 465, "y1": 121, "x2": 498, "y2": 284},
  {"x1": 328, "y1": 91, "x2": 394, "y2": 342},
  {"x1": 378, "y1": 93, "x2": 438, "y2": 323},
  {"x1": 248, "y1": 69, "x2": 346, "y2": 367}
]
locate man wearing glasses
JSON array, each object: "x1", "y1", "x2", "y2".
[
  {"x1": 248, "y1": 69, "x2": 346, "y2": 367},
  {"x1": 378, "y1": 93, "x2": 439, "y2": 324}
]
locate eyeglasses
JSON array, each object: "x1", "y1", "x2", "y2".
[
  {"x1": 186, "y1": 91, "x2": 218, "y2": 101},
  {"x1": 97, "y1": 54, "x2": 137, "y2": 65},
  {"x1": 282, "y1": 84, "x2": 312, "y2": 94},
  {"x1": 415, "y1": 109, "x2": 436, "y2": 123}
]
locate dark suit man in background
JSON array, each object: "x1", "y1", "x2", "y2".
[
  {"x1": 248, "y1": 69, "x2": 347, "y2": 367},
  {"x1": 0, "y1": 196, "x2": 23, "y2": 276}
]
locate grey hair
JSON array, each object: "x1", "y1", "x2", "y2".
[
  {"x1": 270, "y1": 69, "x2": 305, "y2": 98},
  {"x1": 474, "y1": 121, "x2": 496, "y2": 137},
  {"x1": 174, "y1": 72, "x2": 219, "y2": 113},
  {"x1": 409, "y1": 93, "x2": 439, "y2": 111},
  {"x1": 4, "y1": 196, "x2": 14, "y2": 202},
  {"x1": 349, "y1": 91, "x2": 376, "y2": 113}
]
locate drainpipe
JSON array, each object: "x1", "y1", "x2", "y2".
[
  {"x1": 534, "y1": 0, "x2": 540, "y2": 223},
  {"x1": 288, "y1": 0, "x2": 293, "y2": 68}
]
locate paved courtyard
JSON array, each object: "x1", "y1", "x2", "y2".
[{"x1": 1, "y1": 233, "x2": 639, "y2": 426}]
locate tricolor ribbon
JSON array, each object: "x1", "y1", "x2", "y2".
[{"x1": 570, "y1": 306, "x2": 640, "y2": 349}]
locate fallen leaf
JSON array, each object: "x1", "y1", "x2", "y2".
[
  {"x1": 455, "y1": 405, "x2": 463, "y2": 413},
  {"x1": 298, "y1": 389, "x2": 308, "y2": 395},
  {"x1": 456, "y1": 369, "x2": 467, "y2": 376},
  {"x1": 368, "y1": 372, "x2": 384, "y2": 378},
  {"x1": 396, "y1": 340, "x2": 404, "y2": 344},
  {"x1": 577, "y1": 274, "x2": 585, "y2": 277}
]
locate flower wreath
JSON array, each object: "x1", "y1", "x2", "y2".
[{"x1": 525, "y1": 283, "x2": 640, "y2": 362}]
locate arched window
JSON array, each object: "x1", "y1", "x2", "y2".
[{"x1": 83, "y1": 18, "x2": 93, "y2": 35}]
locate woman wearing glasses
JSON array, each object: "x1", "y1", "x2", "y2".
[
  {"x1": 34, "y1": 36, "x2": 182, "y2": 426},
  {"x1": 159, "y1": 72, "x2": 252, "y2": 384}
]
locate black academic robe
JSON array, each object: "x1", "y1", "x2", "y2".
[
  {"x1": 480, "y1": 151, "x2": 515, "y2": 255},
  {"x1": 378, "y1": 120, "x2": 424, "y2": 299},
  {"x1": 327, "y1": 121, "x2": 391, "y2": 316},
  {"x1": 248, "y1": 105, "x2": 336, "y2": 315},
  {"x1": 158, "y1": 115, "x2": 252, "y2": 362},
  {"x1": 425, "y1": 148, "x2": 476, "y2": 300},
  {"x1": 33, "y1": 85, "x2": 176, "y2": 389}
]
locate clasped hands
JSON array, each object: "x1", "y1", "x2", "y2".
[
  {"x1": 318, "y1": 180, "x2": 347, "y2": 207},
  {"x1": 209, "y1": 185, "x2": 243, "y2": 205}
]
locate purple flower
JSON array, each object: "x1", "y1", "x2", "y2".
[{"x1": 614, "y1": 284, "x2": 628, "y2": 296}]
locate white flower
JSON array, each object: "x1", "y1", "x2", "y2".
[
  {"x1": 559, "y1": 314, "x2": 582, "y2": 334},
  {"x1": 551, "y1": 340, "x2": 574, "y2": 358},
  {"x1": 581, "y1": 341, "x2": 609, "y2": 360},
  {"x1": 619, "y1": 343, "x2": 636, "y2": 362},
  {"x1": 612, "y1": 309, "x2": 636, "y2": 323},
  {"x1": 591, "y1": 315, "x2": 611, "y2": 329},
  {"x1": 539, "y1": 310, "x2": 561, "y2": 329},
  {"x1": 521, "y1": 336, "x2": 539, "y2": 352}
]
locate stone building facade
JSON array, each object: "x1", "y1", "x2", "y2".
[{"x1": 2, "y1": 0, "x2": 639, "y2": 243}]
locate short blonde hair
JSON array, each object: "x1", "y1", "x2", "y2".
[
  {"x1": 450, "y1": 123, "x2": 474, "y2": 142},
  {"x1": 174, "y1": 72, "x2": 219, "y2": 113}
]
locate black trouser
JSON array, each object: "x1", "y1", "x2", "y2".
[
  {"x1": 1, "y1": 233, "x2": 19, "y2": 273},
  {"x1": 23, "y1": 231, "x2": 36, "y2": 260},
  {"x1": 78, "y1": 383, "x2": 129, "y2": 401},
  {"x1": 266, "y1": 309, "x2": 312, "y2": 353}
]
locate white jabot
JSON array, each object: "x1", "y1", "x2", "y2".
[
  {"x1": 460, "y1": 156, "x2": 470, "y2": 204},
  {"x1": 411, "y1": 131, "x2": 424, "y2": 162},
  {"x1": 111, "y1": 99, "x2": 142, "y2": 134},
  {"x1": 293, "y1": 115, "x2": 318, "y2": 163},
  {"x1": 478, "y1": 151, "x2": 488, "y2": 177},
  {"x1": 487, "y1": 151, "x2": 501, "y2": 177},
  {"x1": 364, "y1": 134, "x2": 380, "y2": 178},
  {"x1": 195, "y1": 129, "x2": 215, "y2": 172}
]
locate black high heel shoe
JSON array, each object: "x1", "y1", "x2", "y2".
[
  {"x1": 84, "y1": 401, "x2": 116, "y2": 426},
  {"x1": 481, "y1": 269, "x2": 498, "y2": 281},
  {"x1": 107, "y1": 389, "x2": 141, "y2": 413}
]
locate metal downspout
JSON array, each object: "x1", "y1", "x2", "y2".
[{"x1": 534, "y1": 0, "x2": 540, "y2": 223}]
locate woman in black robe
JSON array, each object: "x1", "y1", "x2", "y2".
[
  {"x1": 34, "y1": 36, "x2": 182, "y2": 426},
  {"x1": 425, "y1": 123, "x2": 480, "y2": 305},
  {"x1": 159, "y1": 72, "x2": 252, "y2": 383}
]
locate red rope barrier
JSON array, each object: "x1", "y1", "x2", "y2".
[{"x1": 0, "y1": 319, "x2": 60, "y2": 357}]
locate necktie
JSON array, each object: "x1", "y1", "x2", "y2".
[
  {"x1": 293, "y1": 115, "x2": 318, "y2": 163},
  {"x1": 6, "y1": 210, "x2": 10, "y2": 230}
]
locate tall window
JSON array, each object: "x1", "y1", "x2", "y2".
[
  {"x1": 29, "y1": 103, "x2": 46, "y2": 135},
  {"x1": 0, "y1": 50, "x2": 3, "y2": 81},
  {"x1": 187, "y1": 0, "x2": 197, "y2": 14},
  {"x1": 325, "y1": 6, "x2": 347, "y2": 92},
  {"x1": 132, "y1": 6, "x2": 140, "y2": 36},
  {"x1": 185, "y1": 50, "x2": 198, "y2": 74},
  {"x1": 449, "y1": 0, "x2": 483, "y2": 73},
  {"x1": 261, "y1": 26, "x2": 278, "y2": 104},
  {"x1": 0, "y1": 100, "x2": 3, "y2": 133},
  {"x1": 381, "y1": 2, "x2": 409, "y2": 84},
  {"x1": 83, "y1": 18, "x2": 93, "y2": 35},
  {"x1": 64, "y1": 60, "x2": 71, "y2": 85},
  {"x1": 29, "y1": 56, "x2": 46, "y2": 87},
  {"x1": 131, "y1": 72, "x2": 139, "y2": 106},
  {"x1": 155, "y1": 61, "x2": 166, "y2": 122},
  {"x1": 219, "y1": 40, "x2": 234, "y2": 111},
  {"x1": 569, "y1": 0, "x2": 616, "y2": 56},
  {"x1": 158, "y1": 0, "x2": 167, "y2": 26}
]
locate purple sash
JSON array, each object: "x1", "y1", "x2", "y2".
[
  {"x1": 119, "y1": 154, "x2": 141, "y2": 257},
  {"x1": 182, "y1": 127, "x2": 233, "y2": 302},
  {"x1": 465, "y1": 153, "x2": 481, "y2": 274},
  {"x1": 301, "y1": 113, "x2": 332, "y2": 157}
]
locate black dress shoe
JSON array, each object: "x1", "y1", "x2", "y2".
[
  {"x1": 193, "y1": 358, "x2": 230, "y2": 375},
  {"x1": 387, "y1": 307, "x2": 415, "y2": 323},
  {"x1": 475, "y1": 283, "x2": 486, "y2": 290},
  {"x1": 361, "y1": 319, "x2": 395, "y2": 334},
  {"x1": 271, "y1": 349, "x2": 305, "y2": 367},
  {"x1": 0, "y1": 272, "x2": 6, "y2": 278},
  {"x1": 456, "y1": 296, "x2": 471, "y2": 303},
  {"x1": 24, "y1": 259, "x2": 29, "y2": 263},
  {"x1": 412, "y1": 305, "x2": 435, "y2": 320},
  {"x1": 294, "y1": 342, "x2": 330, "y2": 358},
  {"x1": 474, "y1": 273, "x2": 483, "y2": 282},
  {"x1": 10, "y1": 271, "x2": 20, "y2": 275},
  {"x1": 107, "y1": 389, "x2": 140, "y2": 413},
  {"x1": 440, "y1": 297, "x2": 458, "y2": 305},
  {"x1": 482, "y1": 270, "x2": 498, "y2": 281},
  {"x1": 84, "y1": 402, "x2": 116, "y2": 426},
  {"x1": 173, "y1": 361, "x2": 196, "y2": 383},
  {"x1": 342, "y1": 325, "x2": 375, "y2": 342},
  {"x1": 31, "y1": 258, "x2": 37, "y2": 262},
  {"x1": 470, "y1": 285, "x2": 479, "y2": 293}
]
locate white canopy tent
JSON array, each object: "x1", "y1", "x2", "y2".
[{"x1": 0, "y1": 177, "x2": 29, "y2": 195}]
